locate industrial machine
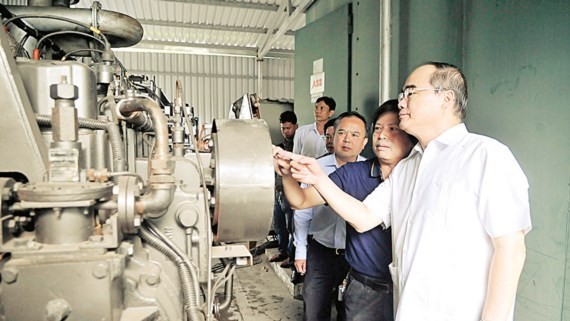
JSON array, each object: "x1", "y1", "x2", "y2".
[{"x1": 0, "y1": 1, "x2": 274, "y2": 320}]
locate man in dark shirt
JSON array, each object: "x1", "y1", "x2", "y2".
[
  {"x1": 276, "y1": 100, "x2": 416, "y2": 321},
  {"x1": 270, "y1": 111, "x2": 298, "y2": 264}
]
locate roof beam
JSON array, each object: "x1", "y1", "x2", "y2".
[
  {"x1": 257, "y1": 0, "x2": 313, "y2": 59},
  {"x1": 139, "y1": 19, "x2": 294, "y2": 36},
  {"x1": 119, "y1": 39, "x2": 294, "y2": 58},
  {"x1": 159, "y1": 0, "x2": 282, "y2": 11}
]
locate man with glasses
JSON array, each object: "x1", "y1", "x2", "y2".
[
  {"x1": 276, "y1": 100, "x2": 416, "y2": 321},
  {"x1": 275, "y1": 62, "x2": 531, "y2": 321}
]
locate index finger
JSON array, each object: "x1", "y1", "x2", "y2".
[{"x1": 276, "y1": 149, "x2": 303, "y2": 162}]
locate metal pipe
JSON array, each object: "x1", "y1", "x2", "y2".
[
  {"x1": 256, "y1": 59, "x2": 263, "y2": 99},
  {"x1": 217, "y1": 271, "x2": 235, "y2": 310},
  {"x1": 5, "y1": 6, "x2": 143, "y2": 48},
  {"x1": 117, "y1": 98, "x2": 169, "y2": 161},
  {"x1": 135, "y1": 187, "x2": 175, "y2": 218},
  {"x1": 380, "y1": 0, "x2": 392, "y2": 103},
  {"x1": 117, "y1": 97, "x2": 175, "y2": 216},
  {"x1": 94, "y1": 199, "x2": 118, "y2": 210},
  {"x1": 28, "y1": 0, "x2": 52, "y2": 6}
]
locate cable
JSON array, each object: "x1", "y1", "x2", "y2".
[
  {"x1": 3, "y1": 14, "x2": 109, "y2": 49},
  {"x1": 0, "y1": 4, "x2": 42, "y2": 40},
  {"x1": 61, "y1": 48, "x2": 107, "y2": 61},
  {"x1": 15, "y1": 33, "x2": 30, "y2": 58},
  {"x1": 36, "y1": 30, "x2": 105, "y2": 52},
  {"x1": 3, "y1": 14, "x2": 111, "y2": 60}
]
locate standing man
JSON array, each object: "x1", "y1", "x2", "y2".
[
  {"x1": 324, "y1": 117, "x2": 337, "y2": 155},
  {"x1": 278, "y1": 62, "x2": 531, "y2": 321},
  {"x1": 294, "y1": 111, "x2": 368, "y2": 321},
  {"x1": 293, "y1": 96, "x2": 336, "y2": 158},
  {"x1": 269, "y1": 111, "x2": 298, "y2": 264},
  {"x1": 276, "y1": 100, "x2": 416, "y2": 321}
]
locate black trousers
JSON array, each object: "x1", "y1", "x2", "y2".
[
  {"x1": 345, "y1": 270, "x2": 393, "y2": 321},
  {"x1": 302, "y1": 237, "x2": 349, "y2": 321}
]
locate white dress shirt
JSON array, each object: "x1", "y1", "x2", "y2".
[
  {"x1": 294, "y1": 154, "x2": 365, "y2": 260},
  {"x1": 293, "y1": 122, "x2": 327, "y2": 158},
  {"x1": 363, "y1": 123, "x2": 532, "y2": 321}
]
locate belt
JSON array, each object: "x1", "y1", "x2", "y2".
[
  {"x1": 309, "y1": 236, "x2": 345, "y2": 255},
  {"x1": 349, "y1": 269, "x2": 392, "y2": 292},
  {"x1": 333, "y1": 248, "x2": 345, "y2": 255}
]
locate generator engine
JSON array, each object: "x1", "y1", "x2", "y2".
[{"x1": 0, "y1": 2, "x2": 274, "y2": 320}]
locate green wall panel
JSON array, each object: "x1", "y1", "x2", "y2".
[
  {"x1": 295, "y1": 2, "x2": 570, "y2": 318},
  {"x1": 395, "y1": 0, "x2": 464, "y2": 86},
  {"x1": 351, "y1": 0, "x2": 380, "y2": 117},
  {"x1": 462, "y1": 1, "x2": 570, "y2": 320},
  {"x1": 294, "y1": 4, "x2": 351, "y2": 126},
  {"x1": 351, "y1": 0, "x2": 380, "y2": 158}
]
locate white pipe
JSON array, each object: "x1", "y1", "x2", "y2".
[
  {"x1": 380, "y1": 0, "x2": 392, "y2": 103},
  {"x1": 257, "y1": 59, "x2": 263, "y2": 99}
]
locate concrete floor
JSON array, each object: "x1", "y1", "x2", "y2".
[{"x1": 217, "y1": 242, "x2": 304, "y2": 321}]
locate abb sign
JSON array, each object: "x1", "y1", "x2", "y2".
[{"x1": 310, "y1": 72, "x2": 325, "y2": 95}]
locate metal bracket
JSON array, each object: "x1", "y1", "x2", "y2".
[{"x1": 211, "y1": 244, "x2": 252, "y2": 266}]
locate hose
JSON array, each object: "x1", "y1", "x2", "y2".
[
  {"x1": 35, "y1": 113, "x2": 126, "y2": 173},
  {"x1": 102, "y1": 95, "x2": 126, "y2": 173},
  {"x1": 145, "y1": 221, "x2": 201, "y2": 301},
  {"x1": 35, "y1": 113, "x2": 106, "y2": 130},
  {"x1": 139, "y1": 223, "x2": 205, "y2": 321}
]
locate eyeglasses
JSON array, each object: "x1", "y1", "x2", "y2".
[{"x1": 397, "y1": 87, "x2": 443, "y2": 102}]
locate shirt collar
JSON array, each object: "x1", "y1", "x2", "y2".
[
  {"x1": 311, "y1": 122, "x2": 319, "y2": 133},
  {"x1": 369, "y1": 158, "x2": 383, "y2": 178},
  {"x1": 322, "y1": 154, "x2": 366, "y2": 169},
  {"x1": 434, "y1": 123, "x2": 468, "y2": 146},
  {"x1": 409, "y1": 123, "x2": 468, "y2": 156}
]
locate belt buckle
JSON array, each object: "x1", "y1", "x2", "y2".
[{"x1": 335, "y1": 248, "x2": 342, "y2": 255}]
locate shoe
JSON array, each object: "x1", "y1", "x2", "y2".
[
  {"x1": 269, "y1": 252, "x2": 288, "y2": 262},
  {"x1": 280, "y1": 258, "x2": 292, "y2": 268}
]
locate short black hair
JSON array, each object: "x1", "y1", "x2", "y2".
[
  {"x1": 279, "y1": 110, "x2": 297, "y2": 124},
  {"x1": 371, "y1": 99, "x2": 417, "y2": 145},
  {"x1": 324, "y1": 118, "x2": 336, "y2": 132},
  {"x1": 316, "y1": 96, "x2": 336, "y2": 111},
  {"x1": 371, "y1": 99, "x2": 399, "y2": 125},
  {"x1": 334, "y1": 111, "x2": 368, "y2": 137}
]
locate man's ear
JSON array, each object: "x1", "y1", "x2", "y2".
[
  {"x1": 442, "y1": 89, "x2": 456, "y2": 106},
  {"x1": 328, "y1": 110, "x2": 335, "y2": 118},
  {"x1": 361, "y1": 137, "x2": 369, "y2": 151}
]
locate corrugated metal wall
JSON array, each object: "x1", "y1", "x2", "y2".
[
  {"x1": 1, "y1": 0, "x2": 296, "y2": 124},
  {"x1": 114, "y1": 51, "x2": 294, "y2": 124}
]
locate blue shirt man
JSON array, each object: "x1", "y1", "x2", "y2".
[{"x1": 293, "y1": 111, "x2": 369, "y2": 321}]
